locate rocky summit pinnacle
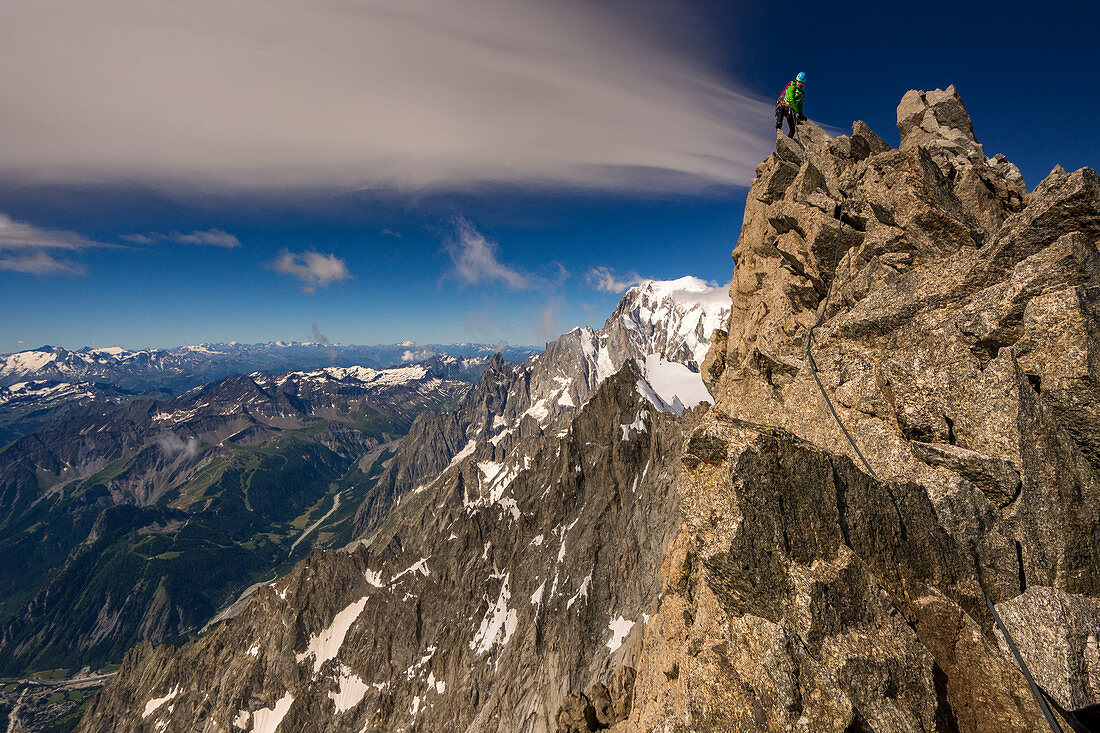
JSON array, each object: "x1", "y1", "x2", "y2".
[{"x1": 79, "y1": 89, "x2": 1100, "y2": 732}]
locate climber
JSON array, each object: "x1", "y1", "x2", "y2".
[{"x1": 775, "y1": 72, "x2": 806, "y2": 138}]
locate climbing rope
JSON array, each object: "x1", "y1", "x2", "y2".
[
  {"x1": 803, "y1": 201, "x2": 878, "y2": 480},
  {"x1": 804, "y1": 200, "x2": 1064, "y2": 733}
]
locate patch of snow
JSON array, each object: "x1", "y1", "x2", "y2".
[
  {"x1": 477, "y1": 461, "x2": 503, "y2": 483},
  {"x1": 329, "y1": 666, "x2": 370, "y2": 714},
  {"x1": 403, "y1": 645, "x2": 436, "y2": 680},
  {"x1": 0, "y1": 349, "x2": 58, "y2": 376},
  {"x1": 530, "y1": 581, "x2": 546, "y2": 606},
  {"x1": 634, "y1": 377, "x2": 676, "y2": 415},
  {"x1": 489, "y1": 427, "x2": 514, "y2": 446},
  {"x1": 233, "y1": 709, "x2": 250, "y2": 729},
  {"x1": 596, "y1": 345, "x2": 615, "y2": 382},
  {"x1": 530, "y1": 534, "x2": 544, "y2": 547},
  {"x1": 555, "y1": 516, "x2": 580, "y2": 564},
  {"x1": 251, "y1": 693, "x2": 294, "y2": 733},
  {"x1": 497, "y1": 496, "x2": 521, "y2": 521},
  {"x1": 425, "y1": 670, "x2": 446, "y2": 696},
  {"x1": 142, "y1": 686, "x2": 180, "y2": 719},
  {"x1": 364, "y1": 569, "x2": 385, "y2": 588},
  {"x1": 295, "y1": 597, "x2": 368, "y2": 673},
  {"x1": 606, "y1": 615, "x2": 635, "y2": 652},
  {"x1": 642, "y1": 354, "x2": 710, "y2": 415},
  {"x1": 248, "y1": 645, "x2": 260, "y2": 657},
  {"x1": 470, "y1": 573, "x2": 518, "y2": 656},
  {"x1": 446, "y1": 439, "x2": 477, "y2": 470},
  {"x1": 390, "y1": 558, "x2": 430, "y2": 584},
  {"x1": 620, "y1": 409, "x2": 649, "y2": 440},
  {"x1": 566, "y1": 573, "x2": 592, "y2": 610},
  {"x1": 523, "y1": 398, "x2": 550, "y2": 422}
]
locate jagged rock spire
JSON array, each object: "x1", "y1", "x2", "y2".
[{"x1": 898, "y1": 85, "x2": 978, "y2": 150}]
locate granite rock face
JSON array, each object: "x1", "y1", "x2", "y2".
[{"x1": 636, "y1": 88, "x2": 1100, "y2": 730}]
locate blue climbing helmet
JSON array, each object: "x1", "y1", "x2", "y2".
[{"x1": 796, "y1": 71, "x2": 806, "y2": 83}]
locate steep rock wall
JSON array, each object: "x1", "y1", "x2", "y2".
[{"x1": 630, "y1": 87, "x2": 1100, "y2": 731}]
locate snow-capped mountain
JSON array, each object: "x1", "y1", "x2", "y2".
[
  {"x1": 610, "y1": 276, "x2": 731, "y2": 367},
  {"x1": 0, "y1": 380, "x2": 138, "y2": 445},
  {"x1": 360, "y1": 276, "x2": 731, "y2": 526},
  {"x1": 0, "y1": 342, "x2": 538, "y2": 392}
]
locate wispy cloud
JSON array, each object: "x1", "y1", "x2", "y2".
[
  {"x1": 587, "y1": 266, "x2": 644, "y2": 293},
  {"x1": 0, "y1": 213, "x2": 101, "y2": 251},
  {"x1": 169, "y1": 229, "x2": 240, "y2": 247},
  {"x1": 310, "y1": 323, "x2": 338, "y2": 360},
  {"x1": 0, "y1": 1, "x2": 773, "y2": 193},
  {"x1": 122, "y1": 229, "x2": 240, "y2": 247},
  {"x1": 0, "y1": 251, "x2": 86, "y2": 276},
  {"x1": 445, "y1": 219, "x2": 535, "y2": 289},
  {"x1": 270, "y1": 250, "x2": 351, "y2": 293},
  {"x1": 0, "y1": 212, "x2": 104, "y2": 276},
  {"x1": 535, "y1": 298, "x2": 565, "y2": 343}
]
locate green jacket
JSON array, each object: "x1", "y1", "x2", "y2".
[{"x1": 781, "y1": 81, "x2": 804, "y2": 115}]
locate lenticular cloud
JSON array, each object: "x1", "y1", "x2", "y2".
[{"x1": 0, "y1": 0, "x2": 773, "y2": 193}]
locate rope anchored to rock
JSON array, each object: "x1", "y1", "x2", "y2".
[{"x1": 804, "y1": 199, "x2": 1065, "y2": 733}]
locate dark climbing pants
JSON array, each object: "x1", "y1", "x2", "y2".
[{"x1": 775, "y1": 105, "x2": 798, "y2": 137}]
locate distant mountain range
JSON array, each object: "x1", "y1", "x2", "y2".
[
  {"x1": 0, "y1": 341, "x2": 540, "y2": 392},
  {"x1": 0, "y1": 344, "x2": 538, "y2": 445}
]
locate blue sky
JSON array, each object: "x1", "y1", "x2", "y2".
[{"x1": 1, "y1": 0, "x2": 1096, "y2": 352}]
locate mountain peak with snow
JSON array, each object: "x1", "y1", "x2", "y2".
[
  {"x1": 631, "y1": 275, "x2": 723, "y2": 300},
  {"x1": 609, "y1": 276, "x2": 730, "y2": 368}
]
